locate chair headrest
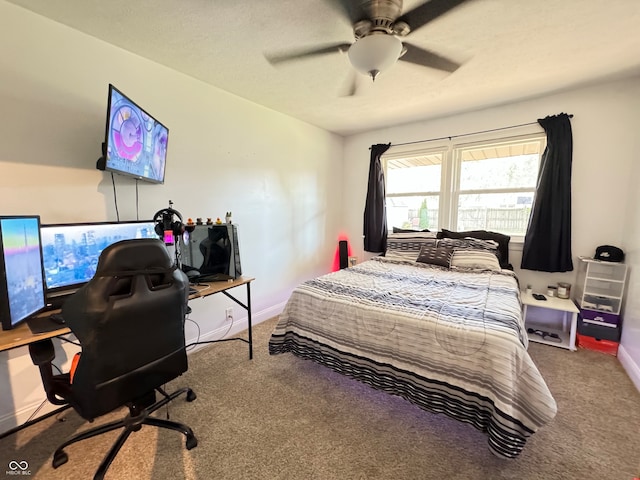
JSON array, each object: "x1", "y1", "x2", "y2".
[{"x1": 96, "y1": 239, "x2": 174, "y2": 275}]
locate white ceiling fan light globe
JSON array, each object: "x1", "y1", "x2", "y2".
[{"x1": 348, "y1": 34, "x2": 403, "y2": 81}]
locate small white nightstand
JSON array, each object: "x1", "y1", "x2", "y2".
[{"x1": 521, "y1": 291, "x2": 579, "y2": 351}]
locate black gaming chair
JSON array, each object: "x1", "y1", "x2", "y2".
[{"x1": 29, "y1": 238, "x2": 197, "y2": 480}]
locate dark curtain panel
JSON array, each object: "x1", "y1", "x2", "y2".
[
  {"x1": 521, "y1": 113, "x2": 573, "y2": 272},
  {"x1": 363, "y1": 143, "x2": 391, "y2": 253}
]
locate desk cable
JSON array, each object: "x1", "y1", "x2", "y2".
[
  {"x1": 24, "y1": 340, "x2": 79, "y2": 425},
  {"x1": 192, "y1": 282, "x2": 213, "y2": 295},
  {"x1": 24, "y1": 364, "x2": 64, "y2": 424},
  {"x1": 57, "y1": 335, "x2": 81, "y2": 347},
  {"x1": 185, "y1": 283, "x2": 236, "y2": 350},
  {"x1": 12, "y1": 361, "x2": 71, "y2": 441},
  {"x1": 185, "y1": 315, "x2": 201, "y2": 352},
  {"x1": 185, "y1": 313, "x2": 235, "y2": 350}
]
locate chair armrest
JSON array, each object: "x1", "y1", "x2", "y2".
[
  {"x1": 28, "y1": 339, "x2": 71, "y2": 406},
  {"x1": 28, "y1": 339, "x2": 55, "y2": 365}
]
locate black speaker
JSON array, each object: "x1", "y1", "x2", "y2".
[{"x1": 339, "y1": 240, "x2": 348, "y2": 269}]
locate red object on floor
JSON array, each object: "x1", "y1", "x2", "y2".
[{"x1": 576, "y1": 333, "x2": 619, "y2": 356}]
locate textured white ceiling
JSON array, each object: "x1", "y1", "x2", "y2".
[{"x1": 7, "y1": 0, "x2": 640, "y2": 135}]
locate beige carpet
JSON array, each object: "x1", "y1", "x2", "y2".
[{"x1": 1, "y1": 317, "x2": 639, "y2": 480}]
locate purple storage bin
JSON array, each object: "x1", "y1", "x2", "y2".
[{"x1": 579, "y1": 308, "x2": 620, "y2": 327}]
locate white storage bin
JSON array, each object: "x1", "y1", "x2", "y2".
[{"x1": 573, "y1": 257, "x2": 627, "y2": 316}]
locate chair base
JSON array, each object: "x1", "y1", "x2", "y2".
[{"x1": 52, "y1": 387, "x2": 197, "y2": 480}]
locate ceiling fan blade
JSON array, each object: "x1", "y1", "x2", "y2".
[
  {"x1": 399, "y1": 42, "x2": 460, "y2": 72},
  {"x1": 323, "y1": 0, "x2": 362, "y2": 25},
  {"x1": 265, "y1": 42, "x2": 352, "y2": 65},
  {"x1": 339, "y1": 70, "x2": 358, "y2": 97},
  {"x1": 398, "y1": 0, "x2": 471, "y2": 33}
]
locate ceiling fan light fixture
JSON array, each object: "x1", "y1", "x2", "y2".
[{"x1": 348, "y1": 34, "x2": 403, "y2": 81}]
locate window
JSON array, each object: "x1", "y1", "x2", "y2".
[
  {"x1": 385, "y1": 149, "x2": 445, "y2": 231},
  {"x1": 384, "y1": 134, "x2": 545, "y2": 237}
]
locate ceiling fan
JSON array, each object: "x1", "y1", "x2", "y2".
[{"x1": 265, "y1": 0, "x2": 472, "y2": 95}]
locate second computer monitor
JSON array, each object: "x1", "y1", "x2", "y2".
[{"x1": 40, "y1": 220, "x2": 157, "y2": 303}]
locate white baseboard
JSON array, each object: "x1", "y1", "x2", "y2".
[
  {"x1": 185, "y1": 300, "x2": 286, "y2": 354},
  {"x1": 0, "y1": 399, "x2": 63, "y2": 437},
  {"x1": 0, "y1": 301, "x2": 287, "y2": 437},
  {"x1": 251, "y1": 300, "x2": 287, "y2": 326},
  {"x1": 618, "y1": 343, "x2": 640, "y2": 393}
]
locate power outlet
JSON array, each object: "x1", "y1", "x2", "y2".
[{"x1": 225, "y1": 307, "x2": 233, "y2": 322}]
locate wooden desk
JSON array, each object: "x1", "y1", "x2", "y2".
[
  {"x1": 188, "y1": 276, "x2": 255, "y2": 359},
  {"x1": 0, "y1": 276, "x2": 255, "y2": 357},
  {"x1": 0, "y1": 311, "x2": 70, "y2": 353}
]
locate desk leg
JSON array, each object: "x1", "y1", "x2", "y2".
[
  {"x1": 568, "y1": 312, "x2": 578, "y2": 351},
  {"x1": 247, "y1": 282, "x2": 253, "y2": 360},
  {"x1": 219, "y1": 283, "x2": 253, "y2": 360}
]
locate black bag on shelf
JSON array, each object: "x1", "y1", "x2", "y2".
[{"x1": 594, "y1": 245, "x2": 624, "y2": 262}]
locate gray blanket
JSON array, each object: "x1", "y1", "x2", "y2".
[{"x1": 269, "y1": 257, "x2": 557, "y2": 458}]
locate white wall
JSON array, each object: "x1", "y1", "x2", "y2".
[
  {"x1": 0, "y1": 2, "x2": 344, "y2": 432},
  {"x1": 620, "y1": 99, "x2": 640, "y2": 390},
  {"x1": 343, "y1": 75, "x2": 640, "y2": 385}
]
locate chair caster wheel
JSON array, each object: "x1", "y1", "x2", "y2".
[
  {"x1": 186, "y1": 389, "x2": 197, "y2": 402},
  {"x1": 186, "y1": 434, "x2": 198, "y2": 450},
  {"x1": 52, "y1": 450, "x2": 68, "y2": 469}
]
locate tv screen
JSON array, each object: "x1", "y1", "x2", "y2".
[
  {"x1": 97, "y1": 84, "x2": 169, "y2": 184},
  {"x1": 41, "y1": 220, "x2": 157, "y2": 296},
  {"x1": 0, "y1": 216, "x2": 46, "y2": 330}
]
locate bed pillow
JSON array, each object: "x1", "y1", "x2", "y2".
[
  {"x1": 438, "y1": 229, "x2": 511, "y2": 269},
  {"x1": 393, "y1": 227, "x2": 431, "y2": 233},
  {"x1": 416, "y1": 245, "x2": 453, "y2": 268},
  {"x1": 450, "y1": 249, "x2": 502, "y2": 272},
  {"x1": 385, "y1": 232, "x2": 437, "y2": 261},
  {"x1": 388, "y1": 232, "x2": 437, "y2": 239},
  {"x1": 436, "y1": 237, "x2": 500, "y2": 255}
]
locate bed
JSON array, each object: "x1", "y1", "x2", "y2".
[{"x1": 269, "y1": 245, "x2": 557, "y2": 459}]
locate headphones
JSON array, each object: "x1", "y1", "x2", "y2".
[{"x1": 153, "y1": 207, "x2": 184, "y2": 238}]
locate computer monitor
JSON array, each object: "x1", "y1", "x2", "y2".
[
  {"x1": 0, "y1": 216, "x2": 47, "y2": 330},
  {"x1": 180, "y1": 224, "x2": 242, "y2": 280},
  {"x1": 40, "y1": 220, "x2": 157, "y2": 305}
]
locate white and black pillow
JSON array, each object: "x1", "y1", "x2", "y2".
[
  {"x1": 438, "y1": 229, "x2": 511, "y2": 269},
  {"x1": 416, "y1": 245, "x2": 453, "y2": 268},
  {"x1": 449, "y1": 249, "x2": 502, "y2": 272},
  {"x1": 437, "y1": 237, "x2": 500, "y2": 257},
  {"x1": 386, "y1": 232, "x2": 437, "y2": 261}
]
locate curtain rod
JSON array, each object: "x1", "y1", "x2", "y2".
[{"x1": 381, "y1": 114, "x2": 574, "y2": 149}]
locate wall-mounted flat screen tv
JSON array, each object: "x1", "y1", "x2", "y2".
[{"x1": 96, "y1": 84, "x2": 169, "y2": 184}]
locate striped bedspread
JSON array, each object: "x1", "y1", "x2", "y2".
[{"x1": 269, "y1": 257, "x2": 557, "y2": 458}]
